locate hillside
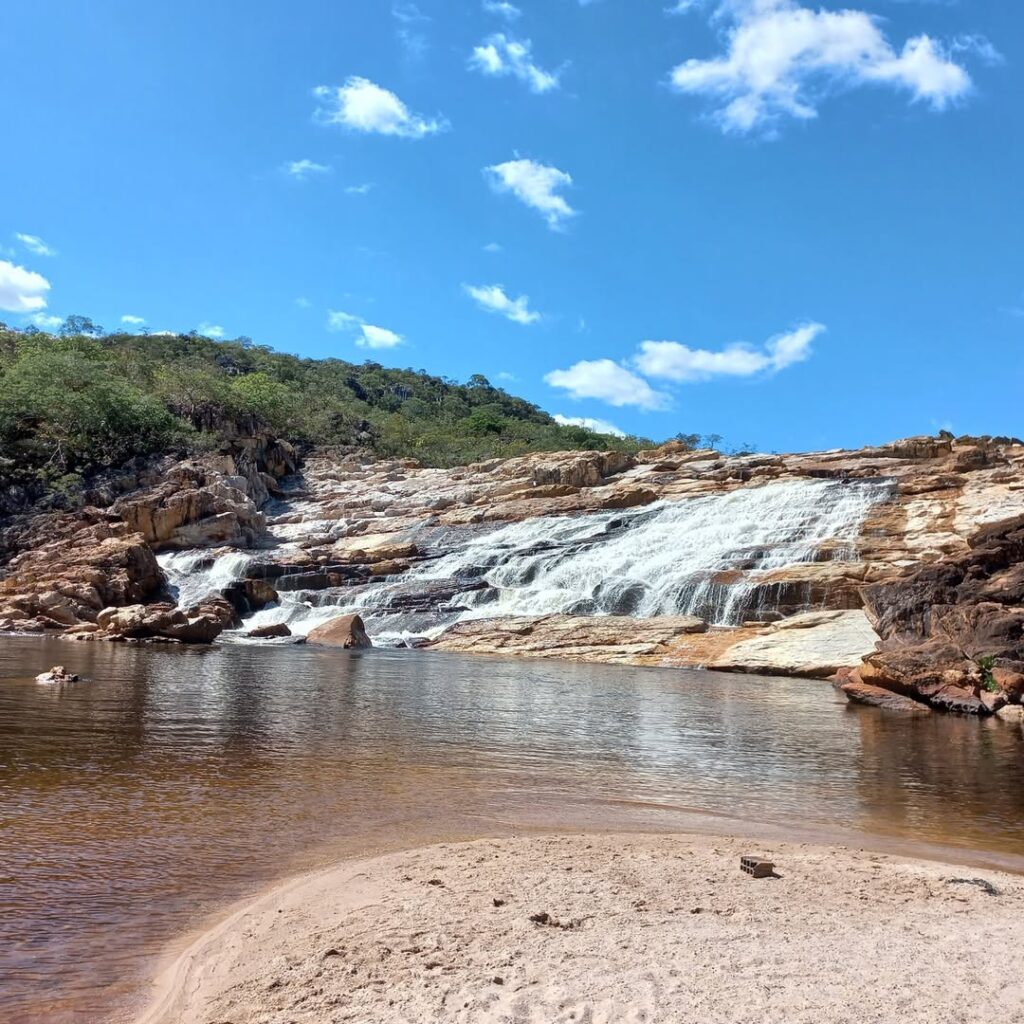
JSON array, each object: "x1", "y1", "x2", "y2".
[{"x1": 0, "y1": 319, "x2": 654, "y2": 511}]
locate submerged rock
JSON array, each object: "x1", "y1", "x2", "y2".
[
  {"x1": 839, "y1": 678, "x2": 931, "y2": 714},
  {"x1": 306, "y1": 614, "x2": 373, "y2": 649},
  {"x1": 35, "y1": 665, "x2": 84, "y2": 685},
  {"x1": 430, "y1": 614, "x2": 706, "y2": 661}
]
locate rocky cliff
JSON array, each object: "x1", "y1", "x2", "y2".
[{"x1": 2, "y1": 433, "x2": 1022, "y2": 716}]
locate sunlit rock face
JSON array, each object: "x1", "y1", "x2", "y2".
[{"x1": 1, "y1": 435, "x2": 1022, "y2": 698}]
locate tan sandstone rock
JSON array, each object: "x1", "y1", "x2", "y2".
[{"x1": 306, "y1": 614, "x2": 374, "y2": 649}]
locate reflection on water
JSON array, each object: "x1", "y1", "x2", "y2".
[{"x1": 2, "y1": 637, "x2": 1023, "y2": 1023}]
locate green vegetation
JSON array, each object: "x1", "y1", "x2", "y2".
[
  {"x1": 977, "y1": 655, "x2": 999, "y2": 694},
  {"x1": 0, "y1": 319, "x2": 655, "y2": 507}
]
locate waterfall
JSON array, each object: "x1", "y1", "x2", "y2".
[
  {"x1": 235, "y1": 477, "x2": 891, "y2": 641},
  {"x1": 404, "y1": 478, "x2": 890, "y2": 627},
  {"x1": 158, "y1": 550, "x2": 255, "y2": 609}
]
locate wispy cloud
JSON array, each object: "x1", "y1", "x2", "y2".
[
  {"x1": 198, "y1": 322, "x2": 226, "y2": 338},
  {"x1": 483, "y1": 1, "x2": 521, "y2": 19},
  {"x1": 121, "y1": 314, "x2": 146, "y2": 326},
  {"x1": 345, "y1": 182, "x2": 375, "y2": 196},
  {"x1": 327, "y1": 310, "x2": 404, "y2": 349},
  {"x1": 463, "y1": 283, "x2": 542, "y2": 325},
  {"x1": 284, "y1": 159, "x2": 332, "y2": 180},
  {"x1": 635, "y1": 323, "x2": 824, "y2": 382},
  {"x1": 314, "y1": 77, "x2": 447, "y2": 138},
  {"x1": 483, "y1": 242, "x2": 503, "y2": 253},
  {"x1": 0, "y1": 259, "x2": 50, "y2": 312},
  {"x1": 392, "y1": 2, "x2": 430, "y2": 60},
  {"x1": 554, "y1": 413, "x2": 627, "y2": 437},
  {"x1": 669, "y1": 0, "x2": 977, "y2": 134},
  {"x1": 545, "y1": 359, "x2": 669, "y2": 410},
  {"x1": 485, "y1": 158, "x2": 577, "y2": 230},
  {"x1": 470, "y1": 34, "x2": 561, "y2": 93},
  {"x1": 15, "y1": 233, "x2": 56, "y2": 257}
]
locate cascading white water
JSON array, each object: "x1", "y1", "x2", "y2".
[
  {"x1": 402, "y1": 478, "x2": 889, "y2": 627},
  {"x1": 158, "y1": 550, "x2": 254, "y2": 609},
  {"x1": 238, "y1": 477, "x2": 891, "y2": 640}
]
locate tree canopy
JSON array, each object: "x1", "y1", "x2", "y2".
[{"x1": 0, "y1": 320, "x2": 658, "y2": 508}]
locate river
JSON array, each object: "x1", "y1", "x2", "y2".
[{"x1": 2, "y1": 636, "x2": 1023, "y2": 1023}]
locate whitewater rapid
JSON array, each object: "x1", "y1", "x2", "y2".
[{"x1": 229, "y1": 477, "x2": 892, "y2": 642}]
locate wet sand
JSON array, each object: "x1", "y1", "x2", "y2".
[{"x1": 138, "y1": 833, "x2": 1024, "y2": 1024}]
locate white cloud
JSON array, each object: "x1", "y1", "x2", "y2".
[
  {"x1": 0, "y1": 259, "x2": 51, "y2": 312},
  {"x1": 554, "y1": 414, "x2": 627, "y2": 438},
  {"x1": 29, "y1": 312, "x2": 63, "y2": 330},
  {"x1": 328, "y1": 310, "x2": 404, "y2": 349},
  {"x1": 483, "y1": 1, "x2": 521, "y2": 19},
  {"x1": 314, "y1": 77, "x2": 447, "y2": 138},
  {"x1": 485, "y1": 158, "x2": 576, "y2": 229},
  {"x1": 669, "y1": 0, "x2": 973, "y2": 134},
  {"x1": 285, "y1": 159, "x2": 332, "y2": 179},
  {"x1": 635, "y1": 322, "x2": 825, "y2": 381},
  {"x1": 483, "y1": 242, "x2": 503, "y2": 253},
  {"x1": 470, "y1": 34, "x2": 560, "y2": 93},
  {"x1": 15, "y1": 233, "x2": 56, "y2": 257},
  {"x1": 198, "y1": 322, "x2": 226, "y2": 338},
  {"x1": 545, "y1": 359, "x2": 669, "y2": 410},
  {"x1": 463, "y1": 283, "x2": 541, "y2": 325},
  {"x1": 345, "y1": 182, "x2": 375, "y2": 195},
  {"x1": 496, "y1": 370, "x2": 518, "y2": 382},
  {"x1": 121, "y1": 314, "x2": 146, "y2": 326}
]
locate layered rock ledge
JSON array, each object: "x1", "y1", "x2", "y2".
[{"x1": 2, "y1": 432, "x2": 1022, "y2": 716}]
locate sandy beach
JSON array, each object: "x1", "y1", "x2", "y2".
[{"x1": 138, "y1": 833, "x2": 1024, "y2": 1024}]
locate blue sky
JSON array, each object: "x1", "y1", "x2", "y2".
[{"x1": 1, "y1": 0, "x2": 1020, "y2": 451}]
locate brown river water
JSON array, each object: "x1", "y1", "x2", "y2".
[{"x1": 2, "y1": 636, "x2": 1024, "y2": 1023}]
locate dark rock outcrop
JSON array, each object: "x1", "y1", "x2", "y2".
[
  {"x1": 846, "y1": 514, "x2": 1024, "y2": 715},
  {"x1": 223, "y1": 578, "x2": 279, "y2": 615}
]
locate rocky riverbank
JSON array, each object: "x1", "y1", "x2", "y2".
[{"x1": 2, "y1": 433, "x2": 1022, "y2": 716}]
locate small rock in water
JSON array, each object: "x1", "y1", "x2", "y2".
[
  {"x1": 35, "y1": 665, "x2": 83, "y2": 685},
  {"x1": 247, "y1": 623, "x2": 292, "y2": 639}
]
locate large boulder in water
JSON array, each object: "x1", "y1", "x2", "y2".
[{"x1": 306, "y1": 614, "x2": 373, "y2": 649}]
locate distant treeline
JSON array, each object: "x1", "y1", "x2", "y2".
[{"x1": 0, "y1": 316, "x2": 660, "y2": 508}]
